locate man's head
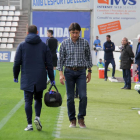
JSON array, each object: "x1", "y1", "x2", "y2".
[
  {"x1": 47, "y1": 30, "x2": 53, "y2": 37},
  {"x1": 96, "y1": 36, "x2": 99, "y2": 40},
  {"x1": 99, "y1": 59, "x2": 102, "y2": 63},
  {"x1": 122, "y1": 37, "x2": 128, "y2": 45},
  {"x1": 106, "y1": 35, "x2": 111, "y2": 41},
  {"x1": 69, "y1": 23, "x2": 81, "y2": 42},
  {"x1": 28, "y1": 25, "x2": 38, "y2": 34},
  {"x1": 138, "y1": 37, "x2": 140, "y2": 43}
]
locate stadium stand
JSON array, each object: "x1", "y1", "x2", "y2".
[{"x1": 0, "y1": 0, "x2": 28, "y2": 50}]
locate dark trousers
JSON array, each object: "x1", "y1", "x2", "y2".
[
  {"x1": 105, "y1": 58, "x2": 115, "y2": 78},
  {"x1": 138, "y1": 66, "x2": 140, "y2": 82},
  {"x1": 122, "y1": 69, "x2": 131, "y2": 88},
  {"x1": 24, "y1": 90, "x2": 43, "y2": 124},
  {"x1": 64, "y1": 68, "x2": 87, "y2": 121}
]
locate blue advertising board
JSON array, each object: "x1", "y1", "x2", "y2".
[
  {"x1": 0, "y1": 51, "x2": 11, "y2": 62},
  {"x1": 32, "y1": 11, "x2": 90, "y2": 45}
]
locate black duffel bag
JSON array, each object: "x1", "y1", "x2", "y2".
[{"x1": 44, "y1": 84, "x2": 62, "y2": 107}]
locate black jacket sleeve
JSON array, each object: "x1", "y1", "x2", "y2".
[
  {"x1": 127, "y1": 46, "x2": 134, "y2": 58},
  {"x1": 45, "y1": 45, "x2": 54, "y2": 82},
  {"x1": 13, "y1": 44, "x2": 22, "y2": 79}
]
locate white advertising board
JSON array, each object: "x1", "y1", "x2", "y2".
[{"x1": 94, "y1": 0, "x2": 140, "y2": 46}]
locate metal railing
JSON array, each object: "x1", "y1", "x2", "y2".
[{"x1": 8, "y1": 0, "x2": 22, "y2": 10}]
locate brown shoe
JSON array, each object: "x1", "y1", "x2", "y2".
[
  {"x1": 69, "y1": 119, "x2": 76, "y2": 128},
  {"x1": 78, "y1": 119, "x2": 86, "y2": 128}
]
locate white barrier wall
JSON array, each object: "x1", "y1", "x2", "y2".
[{"x1": 92, "y1": 50, "x2": 121, "y2": 71}]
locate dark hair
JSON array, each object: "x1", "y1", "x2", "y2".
[
  {"x1": 69, "y1": 23, "x2": 81, "y2": 32},
  {"x1": 106, "y1": 35, "x2": 111, "y2": 38},
  {"x1": 28, "y1": 25, "x2": 37, "y2": 34},
  {"x1": 47, "y1": 30, "x2": 53, "y2": 35},
  {"x1": 96, "y1": 36, "x2": 98, "y2": 38},
  {"x1": 99, "y1": 59, "x2": 102, "y2": 60}
]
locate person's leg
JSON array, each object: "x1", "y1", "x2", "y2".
[
  {"x1": 105, "y1": 60, "x2": 109, "y2": 79},
  {"x1": 122, "y1": 69, "x2": 127, "y2": 88},
  {"x1": 126, "y1": 69, "x2": 131, "y2": 89},
  {"x1": 34, "y1": 90, "x2": 43, "y2": 118},
  {"x1": 138, "y1": 66, "x2": 140, "y2": 82},
  {"x1": 24, "y1": 91, "x2": 34, "y2": 125},
  {"x1": 111, "y1": 59, "x2": 116, "y2": 77},
  {"x1": 54, "y1": 67, "x2": 56, "y2": 79},
  {"x1": 64, "y1": 68, "x2": 76, "y2": 121},
  {"x1": 76, "y1": 69, "x2": 87, "y2": 120}
]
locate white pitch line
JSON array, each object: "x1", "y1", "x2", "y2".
[
  {"x1": 0, "y1": 98, "x2": 24, "y2": 130},
  {"x1": 53, "y1": 106, "x2": 65, "y2": 138}
]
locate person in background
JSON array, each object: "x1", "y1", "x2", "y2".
[
  {"x1": 97, "y1": 59, "x2": 104, "y2": 69},
  {"x1": 103, "y1": 35, "x2": 116, "y2": 81},
  {"x1": 135, "y1": 37, "x2": 140, "y2": 82},
  {"x1": 93, "y1": 36, "x2": 102, "y2": 53},
  {"x1": 13, "y1": 25, "x2": 54, "y2": 131},
  {"x1": 57, "y1": 23, "x2": 93, "y2": 128},
  {"x1": 46, "y1": 30, "x2": 58, "y2": 84},
  {"x1": 120, "y1": 37, "x2": 134, "y2": 90},
  {"x1": 128, "y1": 41, "x2": 133, "y2": 48}
]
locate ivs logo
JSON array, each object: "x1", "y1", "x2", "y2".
[{"x1": 98, "y1": 0, "x2": 136, "y2": 5}]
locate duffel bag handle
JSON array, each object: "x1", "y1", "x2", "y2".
[{"x1": 48, "y1": 84, "x2": 59, "y2": 93}]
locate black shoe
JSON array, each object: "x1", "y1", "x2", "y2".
[
  {"x1": 105, "y1": 78, "x2": 107, "y2": 81},
  {"x1": 112, "y1": 76, "x2": 116, "y2": 79},
  {"x1": 24, "y1": 126, "x2": 33, "y2": 131},
  {"x1": 124, "y1": 87, "x2": 131, "y2": 90},
  {"x1": 34, "y1": 119, "x2": 42, "y2": 131},
  {"x1": 107, "y1": 69, "x2": 110, "y2": 71}
]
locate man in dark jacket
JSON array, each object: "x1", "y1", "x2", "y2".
[
  {"x1": 135, "y1": 37, "x2": 140, "y2": 82},
  {"x1": 103, "y1": 35, "x2": 116, "y2": 81},
  {"x1": 13, "y1": 25, "x2": 54, "y2": 131},
  {"x1": 120, "y1": 37, "x2": 134, "y2": 89},
  {"x1": 46, "y1": 30, "x2": 58, "y2": 84}
]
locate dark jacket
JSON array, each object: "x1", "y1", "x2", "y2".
[
  {"x1": 135, "y1": 43, "x2": 140, "y2": 65},
  {"x1": 120, "y1": 44, "x2": 134, "y2": 69},
  {"x1": 103, "y1": 41, "x2": 115, "y2": 60},
  {"x1": 13, "y1": 34, "x2": 54, "y2": 92}
]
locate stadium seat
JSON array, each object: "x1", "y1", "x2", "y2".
[
  {"x1": 9, "y1": 6, "x2": 15, "y2": 11},
  {"x1": 5, "y1": 22, "x2": 12, "y2": 26},
  {"x1": 7, "y1": 16, "x2": 13, "y2": 21},
  {"x1": 3, "y1": 33, "x2": 9, "y2": 37},
  {"x1": 0, "y1": 6, "x2": 3, "y2": 10},
  {"x1": 2, "y1": 11, "x2": 8, "y2": 15},
  {"x1": 8, "y1": 38, "x2": 14, "y2": 43},
  {"x1": 11, "y1": 27, "x2": 16, "y2": 32},
  {"x1": 7, "y1": 44, "x2": 13, "y2": 48},
  {"x1": 9, "y1": 11, "x2": 14, "y2": 16},
  {"x1": 3, "y1": 6, "x2": 9, "y2": 11},
  {"x1": 9, "y1": 33, "x2": 15, "y2": 37},
  {"x1": 5, "y1": 27, "x2": 11, "y2": 32},
  {"x1": 1, "y1": 16, "x2": 7, "y2": 21},
  {"x1": 0, "y1": 38, "x2": 1, "y2": 42},
  {"x1": 0, "y1": 11, "x2": 2, "y2": 15},
  {"x1": 0, "y1": 22, "x2": 5, "y2": 26},
  {"x1": 13, "y1": 17, "x2": 19, "y2": 21},
  {"x1": 15, "y1": 11, "x2": 21, "y2": 16},
  {"x1": 0, "y1": 44, "x2": 6, "y2": 48},
  {"x1": 0, "y1": 27, "x2": 4, "y2": 31},
  {"x1": 0, "y1": 32, "x2": 2, "y2": 37},
  {"x1": 1, "y1": 38, "x2": 8, "y2": 43},
  {"x1": 12, "y1": 22, "x2": 18, "y2": 26}
]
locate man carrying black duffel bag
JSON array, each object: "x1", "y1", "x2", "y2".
[{"x1": 13, "y1": 25, "x2": 54, "y2": 131}]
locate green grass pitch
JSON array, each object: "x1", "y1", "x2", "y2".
[{"x1": 0, "y1": 62, "x2": 140, "y2": 140}]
